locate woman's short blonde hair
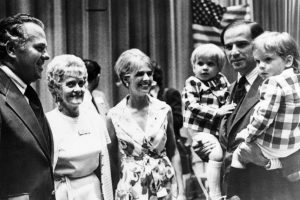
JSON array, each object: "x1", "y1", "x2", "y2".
[
  {"x1": 46, "y1": 54, "x2": 87, "y2": 102},
  {"x1": 114, "y1": 48, "x2": 153, "y2": 87},
  {"x1": 190, "y1": 43, "x2": 226, "y2": 71}
]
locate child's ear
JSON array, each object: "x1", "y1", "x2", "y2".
[
  {"x1": 285, "y1": 55, "x2": 294, "y2": 68},
  {"x1": 192, "y1": 64, "x2": 196, "y2": 72}
]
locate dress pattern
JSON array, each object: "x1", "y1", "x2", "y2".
[{"x1": 108, "y1": 96, "x2": 178, "y2": 200}]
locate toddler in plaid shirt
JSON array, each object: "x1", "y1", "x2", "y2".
[
  {"x1": 228, "y1": 32, "x2": 300, "y2": 197},
  {"x1": 182, "y1": 43, "x2": 236, "y2": 200}
]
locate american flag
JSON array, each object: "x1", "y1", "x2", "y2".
[{"x1": 192, "y1": 0, "x2": 251, "y2": 48}]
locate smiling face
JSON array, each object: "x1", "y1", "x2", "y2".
[
  {"x1": 12, "y1": 22, "x2": 49, "y2": 84},
  {"x1": 59, "y1": 76, "x2": 86, "y2": 116},
  {"x1": 223, "y1": 24, "x2": 256, "y2": 76},
  {"x1": 253, "y1": 47, "x2": 287, "y2": 79},
  {"x1": 126, "y1": 64, "x2": 153, "y2": 97},
  {"x1": 193, "y1": 56, "x2": 220, "y2": 81}
]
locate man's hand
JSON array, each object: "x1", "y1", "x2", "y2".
[
  {"x1": 235, "y1": 129, "x2": 248, "y2": 141},
  {"x1": 193, "y1": 140, "x2": 216, "y2": 161},
  {"x1": 217, "y1": 103, "x2": 237, "y2": 116},
  {"x1": 287, "y1": 171, "x2": 300, "y2": 182},
  {"x1": 237, "y1": 142, "x2": 269, "y2": 167}
]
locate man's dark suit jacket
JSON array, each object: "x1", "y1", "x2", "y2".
[
  {"x1": 0, "y1": 69, "x2": 54, "y2": 200},
  {"x1": 220, "y1": 75, "x2": 300, "y2": 200}
]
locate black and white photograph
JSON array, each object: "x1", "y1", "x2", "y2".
[{"x1": 0, "y1": 0, "x2": 299, "y2": 200}]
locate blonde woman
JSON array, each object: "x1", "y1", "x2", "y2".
[
  {"x1": 107, "y1": 49, "x2": 185, "y2": 200},
  {"x1": 46, "y1": 54, "x2": 113, "y2": 200}
]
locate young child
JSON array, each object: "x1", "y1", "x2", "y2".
[
  {"x1": 228, "y1": 31, "x2": 300, "y2": 198},
  {"x1": 182, "y1": 43, "x2": 236, "y2": 200}
]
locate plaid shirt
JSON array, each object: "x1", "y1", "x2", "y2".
[
  {"x1": 245, "y1": 68, "x2": 300, "y2": 149},
  {"x1": 182, "y1": 73, "x2": 229, "y2": 136}
]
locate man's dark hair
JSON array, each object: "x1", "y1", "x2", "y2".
[
  {"x1": 151, "y1": 60, "x2": 165, "y2": 100},
  {"x1": 83, "y1": 59, "x2": 101, "y2": 82},
  {"x1": 0, "y1": 13, "x2": 44, "y2": 58},
  {"x1": 152, "y1": 60, "x2": 163, "y2": 89},
  {"x1": 220, "y1": 20, "x2": 264, "y2": 45}
]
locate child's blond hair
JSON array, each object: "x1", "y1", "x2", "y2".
[
  {"x1": 253, "y1": 31, "x2": 300, "y2": 72},
  {"x1": 190, "y1": 43, "x2": 226, "y2": 71}
]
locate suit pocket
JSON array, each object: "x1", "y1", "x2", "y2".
[{"x1": 0, "y1": 194, "x2": 29, "y2": 200}]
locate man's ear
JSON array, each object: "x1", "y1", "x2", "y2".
[
  {"x1": 285, "y1": 55, "x2": 294, "y2": 68},
  {"x1": 6, "y1": 42, "x2": 17, "y2": 58}
]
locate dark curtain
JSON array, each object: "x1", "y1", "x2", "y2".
[
  {"x1": 1, "y1": 0, "x2": 299, "y2": 111},
  {"x1": 110, "y1": 0, "x2": 193, "y2": 103},
  {"x1": 0, "y1": 0, "x2": 192, "y2": 110}
]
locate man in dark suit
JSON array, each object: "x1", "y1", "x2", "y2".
[
  {"x1": 0, "y1": 14, "x2": 54, "y2": 200},
  {"x1": 219, "y1": 20, "x2": 300, "y2": 200}
]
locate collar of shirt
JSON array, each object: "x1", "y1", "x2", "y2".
[
  {"x1": 281, "y1": 67, "x2": 294, "y2": 75},
  {"x1": 81, "y1": 89, "x2": 98, "y2": 113},
  {"x1": 84, "y1": 89, "x2": 93, "y2": 101},
  {"x1": 0, "y1": 65, "x2": 27, "y2": 95},
  {"x1": 238, "y1": 67, "x2": 259, "y2": 92}
]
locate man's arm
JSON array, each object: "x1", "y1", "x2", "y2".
[
  {"x1": 280, "y1": 150, "x2": 300, "y2": 181},
  {"x1": 164, "y1": 88, "x2": 183, "y2": 134},
  {"x1": 219, "y1": 115, "x2": 229, "y2": 151}
]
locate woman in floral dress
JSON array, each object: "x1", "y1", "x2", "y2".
[{"x1": 107, "y1": 49, "x2": 186, "y2": 200}]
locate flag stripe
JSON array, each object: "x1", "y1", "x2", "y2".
[
  {"x1": 192, "y1": 0, "x2": 250, "y2": 48},
  {"x1": 193, "y1": 33, "x2": 222, "y2": 43},
  {"x1": 192, "y1": 24, "x2": 222, "y2": 36}
]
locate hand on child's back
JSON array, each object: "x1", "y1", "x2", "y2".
[{"x1": 217, "y1": 103, "x2": 237, "y2": 116}]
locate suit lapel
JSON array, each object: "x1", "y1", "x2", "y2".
[
  {"x1": 229, "y1": 76, "x2": 263, "y2": 133},
  {"x1": 228, "y1": 82, "x2": 236, "y2": 103},
  {"x1": 0, "y1": 70, "x2": 51, "y2": 162}
]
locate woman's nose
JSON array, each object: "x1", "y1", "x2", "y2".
[
  {"x1": 143, "y1": 73, "x2": 150, "y2": 80},
  {"x1": 73, "y1": 84, "x2": 82, "y2": 91}
]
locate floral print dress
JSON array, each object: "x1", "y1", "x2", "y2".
[{"x1": 108, "y1": 96, "x2": 178, "y2": 200}]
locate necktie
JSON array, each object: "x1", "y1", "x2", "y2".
[
  {"x1": 233, "y1": 76, "x2": 247, "y2": 105},
  {"x1": 25, "y1": 85, "x2": 51, "y2": 149},
  {"x1": 228, "y1": 76, "x2": 247, "y2": 127},
  {"x1": 25, "y1": 85, "x2": 44, "y2": 124}
]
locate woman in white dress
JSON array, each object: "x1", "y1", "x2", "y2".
[
  {"x1": 107, "y1": 49, "x2": 186, "y2": 200},
  {"x1": 46, "y1": 54, "x2": 113, "y2": 200}
]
